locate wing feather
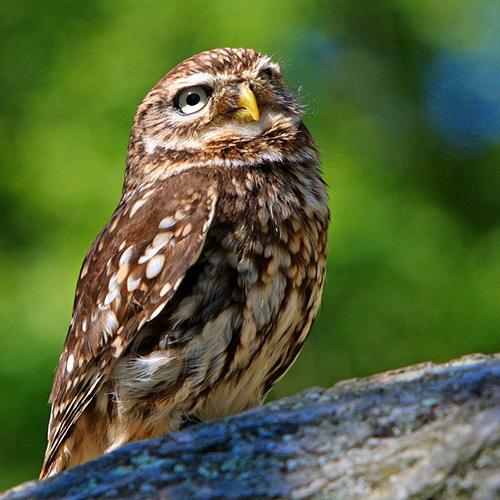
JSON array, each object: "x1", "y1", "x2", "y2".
[{"x1": 41, "y1": 170, "x2": 218, "y2": 476}]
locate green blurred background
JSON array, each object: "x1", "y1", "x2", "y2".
[{"x1": 2, "y1": 0, "x2": 500, "y2": 489}]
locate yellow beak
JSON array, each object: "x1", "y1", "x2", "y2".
[{"x1": 234, "y1": 83, "x2": 260, "y2": 121}]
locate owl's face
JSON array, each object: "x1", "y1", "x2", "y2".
[{"x1": 131, "y1": 48, "x2": 302, "y2": 158}]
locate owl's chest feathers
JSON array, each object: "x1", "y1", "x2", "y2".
[
  {"x1": 217, "y1": 164, "x2": 328, "y2": 276},
  {"x1": 114, "y1": 164, "x2": 327, "y2": 423}
]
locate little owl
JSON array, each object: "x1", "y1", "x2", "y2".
[{"x1": 40, "y1": 47, "x2": 329, "y2": 478}]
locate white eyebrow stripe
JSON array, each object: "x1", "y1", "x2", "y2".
[
  {"x1": 163, "y1": 73, "x2": 217, "y2": 89},
  {"x1": 255, "y1": 57, "x2": 273, "y2": 72}
]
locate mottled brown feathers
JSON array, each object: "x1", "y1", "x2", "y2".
[{"x1": 41, "y1": 47, "x2": 329, "y2": 478}]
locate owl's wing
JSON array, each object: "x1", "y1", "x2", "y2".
[{"x1": 41, "y1": 170, "x2": 218, "y2": 476}]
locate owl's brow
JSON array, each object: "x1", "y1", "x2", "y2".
[
  {"x1": 256, "y1": 56, "x2": 274, "y2": 71},
  {"x1": 164, "y1": 72, "x2": 217, "y2": 91}
]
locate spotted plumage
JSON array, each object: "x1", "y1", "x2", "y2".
[{"x1": 41, "y1": 47, "x2": 329, "y2": 478}]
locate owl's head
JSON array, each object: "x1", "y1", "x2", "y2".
[{"x1": 126, "y1": 48, "x2": 314, "y2": 183}]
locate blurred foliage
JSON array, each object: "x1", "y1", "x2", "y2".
[{"x1": 1, "y1": 0, "x2": 500, "y2": 489}]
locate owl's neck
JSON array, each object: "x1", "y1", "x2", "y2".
[{"x1": 122, "y1": 118, "x2": 320, "y2": 197}]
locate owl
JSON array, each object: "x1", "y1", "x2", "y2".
[{"x1": 40, "y1": 47, "x2": 329, "y2": 478}]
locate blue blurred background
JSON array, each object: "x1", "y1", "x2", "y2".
[{"x1": 1, "y1": 0, "x2": 500, "y2": 489}]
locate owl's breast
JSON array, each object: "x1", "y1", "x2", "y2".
[
  {"x1": 115, "y1": 163, "x2": 328, "y2": 421},
  {"x1": 187, "y1": 164, "x2": 328, "y2": 417}
]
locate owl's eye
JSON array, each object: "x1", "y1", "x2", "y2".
[
  {"x1": 259, "y1": 69, "x2": 274, "y2": 83},
  {"x1": 177, "y1": 86, "x2": 211, "y2": 114}
]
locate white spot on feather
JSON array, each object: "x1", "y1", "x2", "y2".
[
  {"x1": 150, "y1": 303, "x2": 166, "y2": 320},
  {"x1": 127, "y1": 275, "x2": 142, "y2": 292},
  {"x1": 130, "y1": 199, "x2": 147, "y2": 218},
  {"x1": 152, "y1": 232, "x2": 173, "y2": 249},
  {"x1": 159, "y1": 217, "x2": 176, "y2": 229},
  {"x1": 138, "y1": 234, "x2": 170, "y2": 264},
  {"x1": 80, "y1": 262, "x2": 89, "y2": 279},
  {"x1": 175, "y1": 210, "x2": 187, "y2": 221},
  {"x1": 146, "y1": 255, "x2": 165, "y2": 279},
  {"x1": 103, "y1": 311, "x2": 119, "y2": 335},
  {"x1": 119, "y1": 246, "x2": 134, "y2": 267},
  {"x1": 108, "y1": 274, "x2": 117, "y2": 291},
  {"x1": 104, "y1": 288, "x2": 119, "y2": 306},
  {"x1": 173, "y1": 277, "x2": 183, "y2": 291},
  {"x1": 66, "y1": 354, "x2": 75, "y2": 373}
]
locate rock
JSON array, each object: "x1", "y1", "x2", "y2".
[{"x1": 3, "y1": 353, "x2": 500, "y2": 500}]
